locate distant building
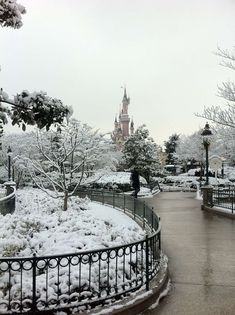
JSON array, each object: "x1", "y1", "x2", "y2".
[{"x1": 112, "y1": 88, "x2": 134, "y2": 149}]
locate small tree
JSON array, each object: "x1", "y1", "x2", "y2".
[
  {"x1": 19, "y1": 120, "x2": 117, "y2": 210},
  {"x1": 122, "y1": 125, "x2": 160, "y2": 183}
]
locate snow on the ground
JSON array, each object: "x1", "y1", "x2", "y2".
[
  {"x1": 224, "y1": 166, "x2": 235, "y2": 181},
  {"x1": 0, "y1": 188, "x2": 145, "y2": 257},
  {"x1": 0, "y1": 188, "x2": 146, "y2": 313},
  {"x1": 196, "y1": 189, "x2": 203, "y2": 200},
  {"x1": 211, "y1": 205, "x2": 235, "y2": 215},
  {"x1": 159, "y1": 173, "x2": 234, "y2": 191},
  {"x1": 126, "y1": 186, "x2": 160, "y2": 198}
]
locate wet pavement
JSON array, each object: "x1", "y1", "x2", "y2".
[{"x1": 141, "y1": 192, "x2": 235, "y2": 315}]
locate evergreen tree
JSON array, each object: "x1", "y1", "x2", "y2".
[
  {"x1": 122, "y1": 125, "x2": 160, "y2": 183},
  {"x1": 164, "y1": 133, "x2": 180, "y2": 165}
]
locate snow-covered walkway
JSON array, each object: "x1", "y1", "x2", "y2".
[{"x1": 142, "y1": 191, "x2": 235, "y2": 315}]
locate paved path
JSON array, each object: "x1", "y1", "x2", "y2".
[{"x1": 142, "y1": 192, "x2": 235, "y2": 315}]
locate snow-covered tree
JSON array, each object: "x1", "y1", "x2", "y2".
[
  {"x1": 0, "y1": 132, "x2": 39, "y2": 186},
  {"x1": 210, "y1": 125, "x2": 235, "y2": 165},
  {"x1": 197, "y1": 47, "x2": 235, "y2": 128},
  {"x1": 0, "y1": 89, "x2": 72, "y2": 131},
  {"x1": 164, "y1": 133, "x2": 180, "y2": 165},
  {"x1": 19, "y1": 120, "x2": 118, "y2": 210},
  {"x1": 176, "y1": 126, "x2": 235, "y2": 173},
  {"x1": 0, "y1": 1, "x2": 72, "y2": 142},
  {"x1": 122, "y1": 125, "x2": 160, "y2": 183},
  {"x1": 175, "y1": 131, "x2": 204, "y2": 172},
  {"x1": 0, "y1": 0, "x2": 26, "y2": 29}
]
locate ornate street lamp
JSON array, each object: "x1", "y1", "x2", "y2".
[
  {"x1": 201, "y1": 123, "x2": 213, "y2": 185},
  {"x1": 7, "y1": 146, "x2": 12, "y2": 181}
]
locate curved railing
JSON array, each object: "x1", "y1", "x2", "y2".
[
  {"x1": 0, "y1": 185, "x2": 16, "y2": 215},
  {"x1": 0, "y1": 189, "x2": 161, "y2": 314}
]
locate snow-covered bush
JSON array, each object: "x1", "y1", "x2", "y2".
[
  {"x1": 85, "y1": 171, "x2": 147, "y2": 192},
  {"x1": 0, "y1": 188, "x2": 146, "y2": 311}
]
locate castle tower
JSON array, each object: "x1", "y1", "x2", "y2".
[
  {"x1": 120, "y1": 88, "x2": 130, "y2": 137},
  {"x1": 112, "y1": 87, "x2": 133, "y2": 150}
]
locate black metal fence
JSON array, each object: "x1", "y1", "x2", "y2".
[
  {"x1": 0, "y1": 190, "x2": 161, "y2": 314},
  {"x1": 212, "y1": 188, "x2": 235, "y2": 213}
]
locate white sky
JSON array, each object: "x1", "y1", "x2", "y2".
[{"x1": 1, "y1": 0, "x2": 235, "y2": 145}]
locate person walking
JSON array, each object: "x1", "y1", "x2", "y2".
[{"x1": 130, "y1": 168, "x2": 140, "y2": 198}]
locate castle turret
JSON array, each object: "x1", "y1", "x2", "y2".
[
  {"x1": 112, "y1": 87, "x2": 134, "y2": 150},
  {"x1": 120, "y1": 88, "x2": 130, "y2": 137}
]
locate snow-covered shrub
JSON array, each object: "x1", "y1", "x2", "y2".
[
  {"x1": 0, "y1": 187, "x2": 146, "y2": 311},
  {"x1": 85, "y1": 171, "x2": 147, "y2": 192}
]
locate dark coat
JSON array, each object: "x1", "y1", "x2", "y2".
[{"x1": 130, "y1": 169, "x2": 140, "y2": 189}]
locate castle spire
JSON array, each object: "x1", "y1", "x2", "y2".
[
  {"x1": 123, "y1": 87, "x2": 127, "y2": 100},
  {"x1": 122, "y1": 87, "x2": 130, "y2": 103}
]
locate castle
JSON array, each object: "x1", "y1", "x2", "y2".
[{"x1": 112, "y1": 88, "x2": 134, "y2": 149}]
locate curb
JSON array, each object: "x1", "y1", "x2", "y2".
[
  {"x1": 202, "y1": 205, "x2": 235, "y2": 219},
  {"x1": 80, "y1": 257, "x2": 169, "y2": 315}
]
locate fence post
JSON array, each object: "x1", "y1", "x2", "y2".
[
  {"x1": 124, "y1": 194, "x2": 126, "y2": 213},
  {"x1": 143, "y1": 202, "x2": 146, "y2": 229},
  {"x1": 102, "y1": 190, "x2": 104, "y2": 204},
  {"x1": 201, "y1": 187, "x2": 213, "y2": 208},
  {"x1": 159, "y1": 227, "x2": 161, "y2": 251},
  {"x1": 151, "y1": 208, "x2": 154, "y2": 231},
  {"x1": 232, "y1": 190, "x2": 234, "y2": 214},
  {"x1": 113, "y1": 192, "x2": 115, "y2": 208},
  {"x1": 32, "y1": 253, "x2": 37, "y2": 312},
  {"x1": 145, "y1": 235, "x2": 149, "y2": 291}
]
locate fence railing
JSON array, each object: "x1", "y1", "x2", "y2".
[
  {"x1": 0, "y1": 185, "x2": 16, "y2": 215},
  {"x1": 212, "y1": 188, "x2": 235, "y2": 213},
  {"x1": 0, "y1": 189, "x2": 161, "y2": 314}
]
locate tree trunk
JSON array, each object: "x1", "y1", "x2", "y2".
[{"x1": 64, "y1": 190, "x2": 68, "y2": 211}]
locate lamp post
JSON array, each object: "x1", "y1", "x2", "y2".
[
  {"x1": 7, "y1": 146, "x2": 12, "y2": 181},
  {"x1": 201, "y1": 122, "x2": 213, "y2": 186}
]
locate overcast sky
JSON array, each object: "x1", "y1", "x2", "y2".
[{"x1": 1, "y1": 0, "x2": 235, "y2": 145}]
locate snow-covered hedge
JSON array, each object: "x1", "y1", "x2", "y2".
[{"x1": 85, "y1": 171, "x2": 147, "y2": 192}]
